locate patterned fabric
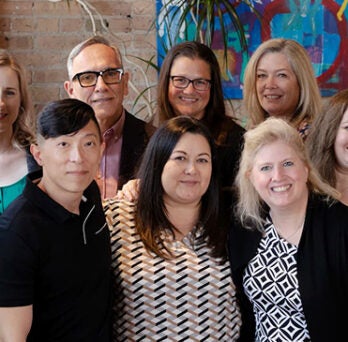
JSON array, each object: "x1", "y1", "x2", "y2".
[
  {"x1": 104, "y1": 199, "x2": 241, "y2": 341},
  {"x1": 243, "y1": 222, "x2": 311, "y2": 342}
]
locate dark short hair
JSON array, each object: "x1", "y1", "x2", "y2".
[
  {"x1": 36, "y1": 98, "x2": 101, "y2": 140},
  {"x1": 136, "y1": 116, "x2": 223, "y2": 259}
]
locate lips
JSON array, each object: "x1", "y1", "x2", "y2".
[
  {"x1": 91, "y1": 97, "x2": 113, "y2": 104},
  {"x1": 0, "y1": 113, "x2": 8, "y2": 119},
  {"x1": 179, "y1": 95, "x2": 198, "y2": 102},
  {"x1": 272, "y1": 185, "x2": 291, "y2": 192},
  {"x1": 264, "y1": 94, "x2": 281, "y2": 100}
]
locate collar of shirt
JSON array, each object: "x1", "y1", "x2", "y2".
[{"x1": 102, "y1": 109, "x2": 126, "y2": 142}]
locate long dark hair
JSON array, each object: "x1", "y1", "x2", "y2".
[
  {"x1": 157, "y1": 41, "x2": 237, "y2": 146},
  {"x1": 136, "y1": 116, "x2": 225, "y2": 259}
]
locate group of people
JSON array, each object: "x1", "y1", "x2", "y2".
[{"x1": 0, "y1": 34, "x2": 347, "y2": 342}]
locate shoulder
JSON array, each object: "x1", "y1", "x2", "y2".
[
  {"x1": 306, "y1": 193, "x2": 348, "y2": 233},
  {"x1": 124, "y1": 111, "x2": 155, "y2": 138},
  {"x1": 124, "y1": 110, "x2": 146, "y2": 127},
  {"x1": 225, "y1": 118, "x2": 245, "y2": 138},
  {"x1": 0, "y1": 195, "x2": 29, "y2": 232}
]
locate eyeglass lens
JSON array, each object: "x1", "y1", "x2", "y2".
[
  {"x1": 76, "y1": 69, "x2": 123, "y2": 87},
  {"x1": 171, "y1": 76, "x2": 210, "y2": 91}
]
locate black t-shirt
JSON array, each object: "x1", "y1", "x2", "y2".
[{"x1": 0, "y1": 175, "x2": 111, "y2": 341}]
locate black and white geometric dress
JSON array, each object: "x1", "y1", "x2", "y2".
[
  {"x1": 104, "y1": 199, "x2": 241, "y2": 341},
  {"x1": 243, "y1": 222, "x2": 311, "y2": 341}
]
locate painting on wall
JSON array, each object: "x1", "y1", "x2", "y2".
[{"x1": 156, "y1": 0, "x2": 348, "y2": 99}]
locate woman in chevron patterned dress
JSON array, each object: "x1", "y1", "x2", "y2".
[
  {"x1": 104, "y1": 116, "x2": 241, "y2": 341},
  {"x1": 229, "y1": 117, "x2": 348, "y2": 341}
]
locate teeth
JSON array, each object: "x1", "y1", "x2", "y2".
[
  {"x1": 272, "y1": 185, "x2": 290, "y2": 192},
  {"x1": 266, "y1": 95, "x2": 280, "y2": 99}
]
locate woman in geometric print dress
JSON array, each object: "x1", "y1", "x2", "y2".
[
  {"x1": 104, "y1": 116, "x2": 241, "y2": 341},
  {"x1": 228, "y1": 117, "x2": 348, "y2": 341}
]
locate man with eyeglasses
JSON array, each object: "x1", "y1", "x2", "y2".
[{"x1": 64, "y1": 36, "x2": 153, "y2": 199}]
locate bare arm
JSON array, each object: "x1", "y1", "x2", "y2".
[
  {"x1": 0, "y1": 305, "x2": 32, "y2": 342},
  {"x1": 116, "y1": 179, "x2": 140, "y2": 202}
]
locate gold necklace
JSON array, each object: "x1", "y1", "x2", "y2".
[{"x1": 270, "y1": 215, "x2": 305, "y2": 241}]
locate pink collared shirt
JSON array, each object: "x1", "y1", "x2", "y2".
[{"x1": 96, "y1": 110, "x2": 125, "y2": 199}]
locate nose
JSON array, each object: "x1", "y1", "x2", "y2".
[
  {"x1": 94, "y1": 74, "x2": 108, "y2": 91},
  {"x1": 265, "y1": 75, "x2": 277, "y2": 89},
  {"x1": 272, "y1": 165, "x2": 284, "y2": 181},
  {"x1": 182, "y1": 81, "x2": 195, "y2": 93},
  {"x1": 0, "y1": 89, "x2": 4, "y2": 106},
  {"x1": 69, "y1": 145, "x2": 84, "y2": 163},
  {"x1": 184, "y1": 161, "x2": 197, "y2": 175}
]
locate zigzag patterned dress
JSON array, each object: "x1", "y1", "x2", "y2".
[{"x1": 104, "y1": 199, "x2": 241, "y2": 341}]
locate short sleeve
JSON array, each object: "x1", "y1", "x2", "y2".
[{"x1": 0, "y1": 228, "x2": 36, "y2": 307}]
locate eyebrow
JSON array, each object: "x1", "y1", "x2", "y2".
[
  {"x1": 172, "y1": 150, "x2": 211, "y2": 157},
  {"x1": 257, "y1": 67, "x2": 291, "y2": 72},
  {"x1": 2, "y1": 86, "x2": 18, "y2": 91}
]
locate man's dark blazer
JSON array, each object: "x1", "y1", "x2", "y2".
[{"x1": 118, "y1": 110, "x2": 155, "y2": 189}]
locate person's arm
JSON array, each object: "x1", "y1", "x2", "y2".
[
  {"x1": 116, "y1": 178, "x2": 140, "y2": 202},
  {"x1": 0, "y1": 305, "x2": 32, "y2": 341}
]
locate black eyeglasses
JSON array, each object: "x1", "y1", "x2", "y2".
[
  {"x1": 72, "y1": 68, "x2": 124, "y2": 87},
  {"x1": 170, "y1": 76, "x2": 211, "y2": 91}
]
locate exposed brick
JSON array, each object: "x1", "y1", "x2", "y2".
[
  {"x1": 89, "y1": 1, "x2": 132, "y2": 17},
  {"x1": 12, "y1": 17, "x2": 36, "y2": 32},
  {"x1": 33, "y1": 69, "x2": 68, "y2": 83},
  {"x1": 60, "y1": 18, "x2": 85, "y2": 32},
  {"x1": 30, "y1": 85, "x2": 60, "y2": 103},
  {"x1": 37, "y1": 18, "x2": 59, "y2": 32},
  {"x1": 5, "y1": 36, "x2": 33, "y2": 50},
  {"x1": 32, "y1": 1, "x2": 81, "y2": 16},
  {"x1": 0, "y1": 18, "x2": 11, "y2": 31},
  {"x1": 0, "y1": 1, "x2": 33, "y2": 16}
]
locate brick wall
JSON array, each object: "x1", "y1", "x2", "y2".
[{"x1": 0, "y1": 0, "x2": 158, "y2": 121}]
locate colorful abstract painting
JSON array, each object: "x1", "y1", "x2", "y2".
[{"x1": 156, "y1": 0, "x2": 348, "y2": 99}]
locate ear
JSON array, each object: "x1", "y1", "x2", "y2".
[
  {"x1": 30, "y1": 143, "x2": 44, "y2": 166},
  {"x1": 122, "y1": 71, "x2": 129, "y2": 96},
  {"x1": 64, "y1": 80, "x2": 75, "y2": 97},
  {"x1": 99, "y1": 141, "x2": 105, "y2": 159}
]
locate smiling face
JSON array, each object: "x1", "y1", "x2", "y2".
[
  {"x1": 249, "y1": 140, "x2": 309, "y2": 213},
  {"x1": 64, "y1": 44, "x2": 129, "y2": 132},
  {"x1": 168, "y1": 56, "x2": 211, "y2": 120},
  {"x1": 161, "y1": 132, "x2": 212, "y2": 206},
  {"x1": 334, "y1": 108, "x2": 348, "y2": 172},
  {"x1": 256, "y1": 52, "x2": 300, "y2": 119},
  {"x1": 31, "y1": 120, "x2": 104, "y2": 203},
  {"x1": 0, "y1": 66, "x2": 21, "y2": 138}
]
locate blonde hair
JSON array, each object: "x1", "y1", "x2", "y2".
[
  {"x1": 0, "y1": 49, "x2": 34, "y2": 147},
  {"x1": 235, "y1": 117, "x2": 339, "y2": 230},
  {"x1": 243, "y1": 38, "x2": 322, "y2": 130}
]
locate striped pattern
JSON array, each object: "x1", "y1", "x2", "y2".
[{"x1": 104, "y1": 199, "x2": 241, "y2": 341}]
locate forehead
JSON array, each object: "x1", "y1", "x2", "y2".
[
  {"x1": 0, "y1": 66, "x2": 19, "y2": 88},
  {"x1": 71, "y1": 44, "x2": 120, "y2": 73},
  {"x1": 340, "y1": 108, "x2": 348, "y2": 123},
  {"x1": 173, "y1": 132, "x2": 210, "y2": 152},
  {"x1": 171, "y1": 56, "x2": 211, "y2": 77},
  {"x1": 258, "y1": 52, "x2": 292, "y2": 70},
  {"x1": 253, "y1": 140, "x2": 297, "y2": 161}
]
